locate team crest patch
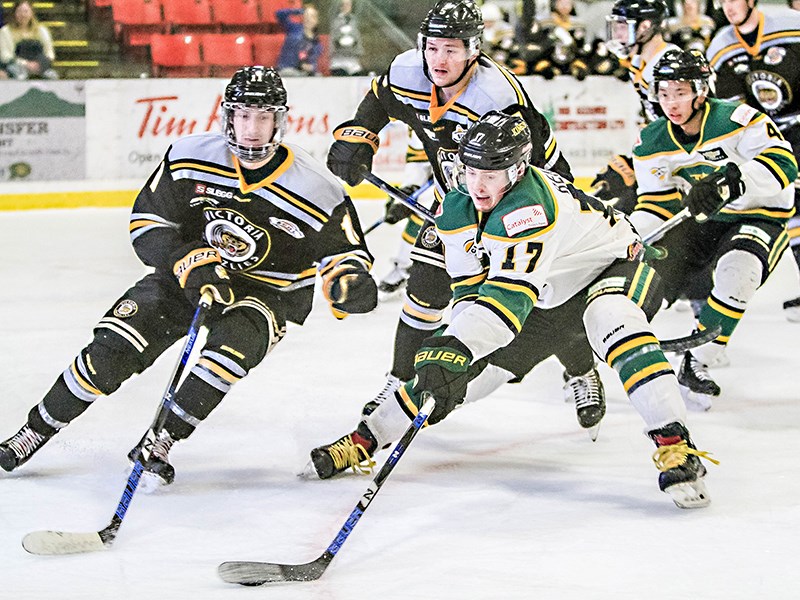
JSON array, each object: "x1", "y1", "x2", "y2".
[
  {"x1": 502, "y1": 205, "x2": 548, "y2": 236},
  {"x1": 269, "y1": 216, "x2": 304, "y2": 239},
  {"x1": 420, "y1": 224, "x2": 440, "y2": 248},
  {"x1": 764, "y1": 46, "x2": 786, "y2": 66},
  {"x1": 699, "y1": 148, "x2": 728, "y2": 162},
  {"x1": 113, "y1": 299, "x2": 138, "y2": 318}
]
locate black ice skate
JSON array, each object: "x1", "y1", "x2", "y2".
[
  {"x1": 0, "y1": 424, "x2": 54, "y2": 472},
  {"x1": 678, "y1": 352, "x2": 720, "y2": 411},
  {"x1": 307, "y1": 422, "x2": 378, "y2": 480},
  {"x1": 563, "y1": 367, "x2": 606, "y2": 441},
  {"x1": 377, "y1": 261, "x2": 409, "y2": 299},
  {"x1": 783, "y1": 296, "x2": 800, "y2": 323},
  {"x1": 127, "y1": 428, "x2": 177, "y2": 488},
  {"x1": 649, "y1": 422, "x2": 718, "y2": 509}
]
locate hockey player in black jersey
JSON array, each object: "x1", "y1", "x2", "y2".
[
  {"x1": 325, "y1": 0, "x2": 604, "y2": 432},
  {"x1": 0, "y1": 67, "x2": 378, "y2": 485},
  {"x1": 707, "y1": 0, "x2": 800, "y2": 321}
]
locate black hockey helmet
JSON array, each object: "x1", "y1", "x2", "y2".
[
  {"x1": 418, "y1": 0, "x2": 484, "y2": 85},
  {"x1": 221, "y1": 66, "x2": 288, "y2": 162},
  {"x1": 606, "y1": 0, "x2": 668, "y2": 56},
  {"x1": 455, "y1": 111, "x2": 532, "y2": 192},
  {"x1": 648, "y1": 48, "x2": 714, "y2": 101}
]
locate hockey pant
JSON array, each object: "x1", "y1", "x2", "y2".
[
  {"x1": 390, "y1": 222, "x2": 595, "y2": 381},
  {"x1": 651, "y1": 218, "x2": 787, "y2": 364},
  {"x1": 779, "y1": 123, "x2": 800, "y2": 275},
  {"x1": 26, "y1": 271, "x2": 286, "y2": 441},
  {"x1": 365, "y1": 294, "x2": 598, "y2": 446}
]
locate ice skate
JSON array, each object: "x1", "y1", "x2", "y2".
[
  {"x1": 306, "y1": 422, "x2": 377, "y2": 480},
  {"x1": 649, "y1": 422, "x2": 718, "y2": 509},
  {"x1": 563, "y1": 367, "x2": 606, "y2": 441},
  {"x1": 784, "y1": 296, "x2": 800, "y2": 323},
  {"x1": 361, "y1": 373, "x2": 402, "y2": 417},
  {"x1": 127, "y1": 428, "x2": 177, "y2": 491},
  {"x1": 677, "y1": 352, "x2": 720, "y2": 411},
  {"x1": 0, "y1": 424, "x2": 54, "y2": 472},
  {"x1": 377, "y1": 261, "x2": 409, "y2": 300}
]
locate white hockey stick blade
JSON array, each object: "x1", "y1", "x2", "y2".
[
  {"x1": 218, "y1": 556, "x2": 330, "y2": 585},
  {"x1": 22, "y1": 530, "x2": 106, "y2": 555}
]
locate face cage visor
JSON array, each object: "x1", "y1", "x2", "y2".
[
  {"x1": 647, "y1": 78, "x2": 711, "y2": 104},
  {"x1": 222, "y1": 102, "x2": 288, "y2": 162},
  {"x1": 452, "y1": 154, "x2": 527, "y2": 198}
]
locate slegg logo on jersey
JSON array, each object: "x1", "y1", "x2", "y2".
[
  {"x1": 269, "y1": 216, "x2": 304, "y2": 239},
  {"x1": 699, "y1": 148, "x2": 728, "y2": 162},
  {"x1": 203, "y1": 209, "x2": 271, "y2": 271},
  {"x1": 194, "y1": 183, "x2": 234, "y2": 200},
  {"x1": 502, "y1": 205, "x2": 548, "y2": 236}
]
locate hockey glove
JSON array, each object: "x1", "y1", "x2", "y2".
[
  {"x1": 384, "y1": 184, "x2": 419, "y2": 224},
  {"x1": 327, "y1": 122, "x2": 380, "y2": 186},
  {"x1": 685, "y1": 162, "x2": 745, "y2": 222},
  {"x1": 590, "y1": 154, "x2": 637, "y2": 213},
  {"x1": 412, "y1": 335, "x2": 473, "y2": 425},
  {"x1": 322, "y1": 262, "x2": 378, "y2": 319},
  {"x1": 172, "y1": 245, "x2": 235, "y2": 307}
]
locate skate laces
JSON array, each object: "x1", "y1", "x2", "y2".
[
  {"x1": 6, "y1": 426, "x2": 46, "y2": 460},
  {"x1": 652, "y1": 440, "x2": 720, "y2": 472},
  {"x1": 688, "y1": 355, "x2": 713, "y2": 381},
  {"x1": 376, "y1": 375, "x2": 402, "y2": 403},
  {"x1": 327, "y1": 435, "x2": 376, "y2": 475},
  {"x1": 566, "y1": 370, "x2": 601, "y2": 409},
  {"x1": 149, "y1": 430, "x2": 176, "y2": 462}
]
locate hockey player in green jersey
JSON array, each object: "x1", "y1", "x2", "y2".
[
  {"x1": 312, "y1": 111, "x2": 718, "y2": 509},
  {"x1": 0, "y1": 67, "x2": 378, "y2": 486},
  {"x1": 630, "y1": 48, "x2": 797, "y2": 410}
]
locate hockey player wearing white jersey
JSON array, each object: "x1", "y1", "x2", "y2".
[
  {"x1": 0, "y1": 67, "x2": 378, "y2": 485},
  {"x1": 311, "y1": 111, "x2": 718, "y2": 509},
  {"x1": 630, "y1": 49, "x2": 797, "y2": 410}
]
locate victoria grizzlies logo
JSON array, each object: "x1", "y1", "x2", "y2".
[
  {"x1": 420, "y1": 223, "x2": 440, "y2": 248},
  {"x1": 746, "y1": 70, "x2": 792, "y2": 113},
  {"x1": 203, "y1": 209, "x2": 271, "y2": 271},
  {"x1": 113, "y1": 299, "x2": 138, "y2": 318}
]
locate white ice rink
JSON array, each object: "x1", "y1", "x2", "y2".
[{"x1": 1, "y1": 203, "x2": 799, "y2": 599}]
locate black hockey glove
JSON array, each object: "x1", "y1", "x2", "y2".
[
  {"x1": 412, "y1": 335, "x2": 473, "y2": 425},
  {"x1": 172, "y1": 245, "x2": 234, "y2": 307},
  {"x1": 685, "y1": 162, "x2": 745, "y2": 222},
  {"x1": 327, "y1": 122, "x2": 380, "y2": 186},
  {"x1": 590, "y1": 154, "x2": 637, "y2": 214},
  {"x1": 384, "y1": 184, "x2": 419, "y2": 224},
  {"x1": 323, "y1": 262, "x2": 378, "y2": 319}
]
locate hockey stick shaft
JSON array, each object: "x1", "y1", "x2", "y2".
[
  {"x1": 362, "y1": 178, "x2": 435, "y2": 236},
  {"x1": 643, "y1": 207, "x2": 691, "y2": 245},
  {"x1": 22, "y1": 292, "x2": 214, "y2": 555},
  {"x1": 362, "y1": 171, "x2": 437, "y2": 222},
  {"x1": 218, "y1": 393, "x2": 436, "y2": 585}
]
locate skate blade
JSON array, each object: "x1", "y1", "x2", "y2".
[
  {"x1": 586, "y1": 423, "x2": 601, "y2": 442},
  {"x1": 297, "y1": 460, "x2": 321, "y2": 480},
  {"x1": 784, "y1": 305, "x2": 800, "y2": 323},
  {"x1": 665, "y1": 479, "x2": 711, "y2": 509},
  {"x1": 680, "y1": 386, "x2": 714, "y2": 412}
]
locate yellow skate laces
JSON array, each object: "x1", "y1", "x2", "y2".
[
  {"x1": 652, "y1": 440, "x2": 720, "y2": 472},
  {"x1": 327, "y1": 436, "x2": 376, "y2": 475}
]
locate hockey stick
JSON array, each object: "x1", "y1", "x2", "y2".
[
  {"x1": 218, "y1": 393, "x2": 436, "y2": 586},
  {"x1": 643, "y1": 207, "x2": 691, "y2": 245},
  {"x1": 21, "y1": 291, "x2": 214, "y2": 556},
  {"x1": 660, "y1": 324, "x2": 721, "y2": 353},
  {"x1": 362, "y1": 171, "x2": 437, "y2": 222},
  {"x1": 363, "y1": 178, "x2": 435, "y2": 236}
]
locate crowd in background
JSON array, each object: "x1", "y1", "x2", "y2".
[{"x1": 0, "y1": 0, "x2": 57, "y2": 80}]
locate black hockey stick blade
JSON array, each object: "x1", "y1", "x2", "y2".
[
  {"x1": 660, "y1": 324, "x2": 722, "y2": 353},
  {"x1": 218, "y1": 394, "x2": 436, "y2": 586},
  {"x1": 21, "y1": 293, "x2": 213, "y2": 556}
]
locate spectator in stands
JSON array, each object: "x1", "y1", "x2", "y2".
[
  {"x1": 330, "y1": 0, "x2": 363, "y2": 76},
  {"x1": 522, "y1": 0, "x2": 591, "y2": 80},
  {"x1": 481, "y1": 2, "x2": 515, "y2": 69},
  {"x1": 276, "y1": 1, "x2": 323, "y2": 77},
  {"x1": 665, "y1": 0, "x2": 717, "y2": 52},
  {"x1": 0, "y1": 1, "x2": 57, "y2": 80}
]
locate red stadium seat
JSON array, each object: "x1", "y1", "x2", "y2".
[
  {"x1": 111, "y1": 0, "x2": 164, "y2": 47},
  {"x1": 200, "y1": 33, "x2": 254, "y2": 78},
  {"x1": 212, "y1": 0, "x2": 263, "y2": 30},
  {"x1": 150, "y1": 34, "x2": 206, "y2": 77},
  {"x1": 162, "y1": 0, "x2": 216, "y2": 33},
  {"x1": 251, "y1": 33, "x2": 285, "y2": 70}
]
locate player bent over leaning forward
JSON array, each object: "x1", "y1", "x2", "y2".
[
  {"x1": 312, "y1": 112, "x2": 718, "y2": 509},
  {"x1": 0, "y1": 67, "x2": 378, "y2": 486}
]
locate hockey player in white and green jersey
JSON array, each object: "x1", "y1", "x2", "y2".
[
  {"x1": 312, "y1": 111, "x2": 718, "y2": 509},
  {"x1": 630, "y1": 48, "x2": 797, "y2": 410}
]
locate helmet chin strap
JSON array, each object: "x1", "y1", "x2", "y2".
[
  {"x1": 735, "y1": 0, "x2": 757, "y2": 28},
  {"x1": 422, "y1": 41, "x2": 479, "y2": 88},
  {"x1": 677, "y1": 97, "x2": 705, "y2": 127}
]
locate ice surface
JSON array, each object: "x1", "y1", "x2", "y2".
[{"x1": 1, "y1": 204, "x2": 799, "y2": 599}]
